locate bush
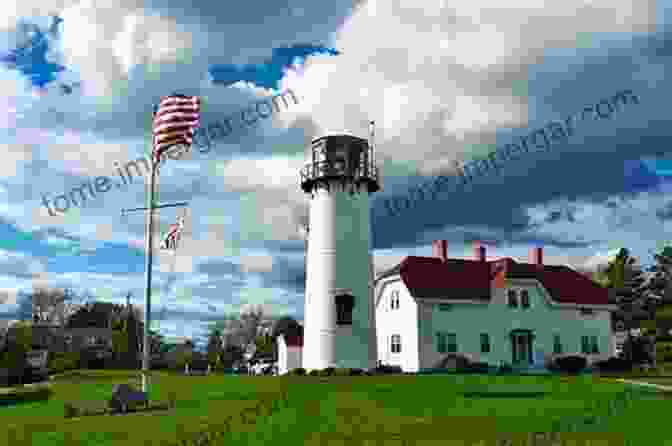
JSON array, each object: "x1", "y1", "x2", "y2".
[
  {"x1": 594, "y1": 357, "x2": 633, "y2": 373},
  {"x1": 48, "y1": 352, "x2": 80, "y2": 375},
  {"x1": 331, "y1": 368, "x2": 350, "y2": 376},
  {"x1": 64, "y1": 402, "x2": 79, "y2": 419},
  {"x1": 374, "y1": 364, "x2": 403, "y2": 375},
  {"x1": 465, "y1": 362, "x2": 491, "y2": 373},
  {"x1": 318, "y1": 367, "x2": 336, "y2": 377},
  {"x1": 498, "y1": 363, "x2": 513, "y2": 373},
  {"x1": 549, "y1": 355, "x2": 587, "y2": 374},
  {"x1": 288, "y1": 367, "x2": 306, "y2": 376},
  {"x1": 308, "y1": 369, "x2": 320, "y2": 376},
  {"x1": 348, "y1": 368, "x2": 365, "y2": 376}
]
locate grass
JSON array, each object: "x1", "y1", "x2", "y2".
[{"x1": 0, "y1": 369, "x2": 668, "y2": 445}]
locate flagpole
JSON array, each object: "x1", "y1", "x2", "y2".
[{"x1": 141, "y1": 157, "x2": 158, "y2": 394}]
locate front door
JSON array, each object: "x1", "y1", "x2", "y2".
[{"x1": 512, "y1": 332, "x2": 532, "y2": 365}]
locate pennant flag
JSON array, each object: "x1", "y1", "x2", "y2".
[
  {"x1": 152, "y1": 94, "x2": 201, "y2": 162},
  {"x1": 161, "y1": 216, "x2": 185, "y2": 251}
]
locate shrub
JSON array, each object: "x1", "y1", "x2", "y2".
[
  {"x1": 550, "y1": 355, "x2": 588, "y2": 374},
  {"x1": 594, "y1": 357, "x2": 633, "y2": 373},
  {"x1": 308, "y1": 369, "x2": 319, "y2": 376},
  {"x1": 348, "y1": 368, "x2": 365, "y2": 376},
  {"x1": 498, "y1": 362, "x2": 513, "y2": 373},
  {"x1": 64, "y1": 403, "x2": 79, "y2": 418},
  {"x1": 167, "y1": 391, "x2": 177, "y2": 409},
  {"x1": 374, "y1": 364, "x2": 403, "y2": 375},
  {"x1": 465, "y1": 362, "x2": 491, "y2": 373},
  {"x1": 332, "y1": 368, "x2": 350, "y2": 376},
  {"x1": 318, "y1": 367, "x2": 336, "y2": 377},
  {"x1": 289, "y1": 367, "x2": 306, "y2": 376},
  {"x1": 48, "y1": 352, "x2": 80, "y2": 375}
]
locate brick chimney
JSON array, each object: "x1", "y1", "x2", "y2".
[
  {"x1": 529, "y1": 247, "x2": 543, "y2": 266},
  {"x1": 473, "y1": 241, "x2": 486, "y2": 262},
  {"x1": 432, "y1": 240, "x2": 448, "y2": 263}
]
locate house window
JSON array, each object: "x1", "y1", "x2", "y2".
[
  {"x1": 437, "y1": 332, "x2": 457, "y2": 353},
  {"x1": 507, "y1": 290, "x2": 518, "y2": 307},
  {"x1": 581, "y1": 335, "x2": 591, "y2": 354},
  {"x1": 480, "y1": 333, "x2": 490, "y2": 353},
  {"x1": 390, "y1": 334, "x2": 401, "y2": 353},
  {"x1": 446, "y1": 334, "x2": 457, "y2": 353},
  {"x1": 436, "y1": 332, "x2": 446, "y2": 353},
  {"x1": 521, "y1": 290, "x2": 530, "y2": 308},
  {"x1": 580, "y1": 308, "x2": 595, "y2": 316},
  {"x1": 438, "y1": 303, "x2": 452, "y2": 311},
  {"x1": 590, "y1": 335, "x2": 599, "y2": 354},
  {"x1": 390, "y1": 291, "x2": 400, "y2": 310},
  {"x1": 335, "y1": 294, "x2": 354, "y2": 325},
  {"x1": 553, "y1": 334, "x2": 562, "y2": 354}
]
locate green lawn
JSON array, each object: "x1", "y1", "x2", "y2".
[{"x1": 0, "y1": 370, "x2": 669, "y2": 445}]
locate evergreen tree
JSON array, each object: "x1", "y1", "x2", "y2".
[
  {"x1": 600, "y1": 248, "x2": 651, "y2": 362},
  {"x1": 206, "y1": 328, "x2": 223, "y2": 367}
]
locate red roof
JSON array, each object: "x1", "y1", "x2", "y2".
[
  {"x1": 283, "y1": 335, "x2": 303, "y2": 347},
  {"x1": 382, "y1": 255, "x2": 610, "y2": 306}
]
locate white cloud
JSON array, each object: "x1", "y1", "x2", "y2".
[
  {"x1": 239, "y1": 254, "x2": 274, "y2": 273},
  {"x1": 280, "y1": 0, "x2": 656, "y2": 176}
]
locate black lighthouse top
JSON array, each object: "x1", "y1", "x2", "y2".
[{"x1": 299, "y1": 134, "x2": 380, "y2": 194}]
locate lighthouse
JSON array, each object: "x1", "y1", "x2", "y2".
[{"x1": 299, "y1": 128, "x2": 381, "y2": 371}]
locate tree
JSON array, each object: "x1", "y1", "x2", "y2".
[
  {"x1": 598, "y1": 248, "x2": 652, "y2": 363},
  {"x1": 211, "y1": 305, "x2": 273, "y2": 353},
  {"x1": 271, "y1": 316, "x2": 302, "y2": 340},
  {"x1": 254, "y1": 334, "x2": 274, "y2": 358},
  {"x1": 238, "y1": 304, "x2": 267, "y2": 349},
  {"x1": 17, "y1": 288, "x2": 83, "y2": 326},
  {"x1": 219, "y1": 344, "x2": 244, "y2": 369},
  {"x1": 206, "y1": 328, "x2": 223, "y2": 366}
]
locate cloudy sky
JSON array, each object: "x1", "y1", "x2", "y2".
[{"x1": 0, "y1": 0, "x2": 670, "y2": 347}]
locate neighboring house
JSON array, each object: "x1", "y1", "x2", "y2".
[
  {"x1": 373, "y1": 241, "x2": 618, "y2": 372},
  {"x1": 277, "y1": 334, "x2": 303, "y2": 375}
]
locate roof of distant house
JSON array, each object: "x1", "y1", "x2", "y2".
[
  {"x1": 375, "y1": 255, "x2": 611, "y2": 306},
  {"x1": 279, "y1": 334, "x2": 303, "y2": 347}
]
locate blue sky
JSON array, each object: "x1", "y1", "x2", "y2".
[{"x1": 0, "y1": 0, "x2": 671, "y2": 347}]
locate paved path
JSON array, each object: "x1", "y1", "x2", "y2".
[{"x1": 614, "y1": 378, "x2": 672, "y2": 391}]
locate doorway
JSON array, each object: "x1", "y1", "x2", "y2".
[{"x1": 511, "y1": 330, "x2": 533, "y2": 365}]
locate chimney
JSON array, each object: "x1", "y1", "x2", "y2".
[
  {"x1": 530, "y1": 247, "x2": 543, "y2": 266},
  {"x1": 473, "y1": 241, "x2": 486, "y2": 262},
  {"x1": 432, "y1": 240, "x2": 448, "y2": 263}
]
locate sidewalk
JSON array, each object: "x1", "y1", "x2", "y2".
[{"x1": 613, "y1": 378, "x2": 672, "y2": 391}]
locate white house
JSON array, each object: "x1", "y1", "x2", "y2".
[
  {"x1": 374, "y1": 240, "x2": 619, "y2": 372},
  {"x1": 277, "y1": 334, "x2": 303, "y2": 375}
]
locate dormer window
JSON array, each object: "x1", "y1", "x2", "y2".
[
  {"x1": 335, "y1": 294, "x2": 354, "y2": 325},
  {"x1": 390, "y1": 291, "x2": 400, "y2": 310},
  {"x1": 507, "y1": 290, "x2": 518, "y2": 308},
  {"x1": 521, "y1": 290, "x2": 530, "y2": 308}
]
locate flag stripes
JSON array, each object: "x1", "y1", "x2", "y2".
[{"x1": 152, "y1": 95, "x2": 201, "y2": 160}]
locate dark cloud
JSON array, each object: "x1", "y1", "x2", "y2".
[
  {"x1": 195, "y1": 259, "x2": 245, "y2": 279},
  {"x1": 256, "y1": 255, "x2": 305, "y2": 295}
]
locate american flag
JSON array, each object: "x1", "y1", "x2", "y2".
[{"x1": 152, "y1": 94, "x2": 201, "y2": 162}]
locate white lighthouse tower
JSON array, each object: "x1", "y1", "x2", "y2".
[{"x1": 300, "y1": 127, "x2": 381, "y2": 371}]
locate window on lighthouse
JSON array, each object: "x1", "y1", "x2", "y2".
[{"x1": 335, "y1": 294, "x2": 354, "y2": 325}]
